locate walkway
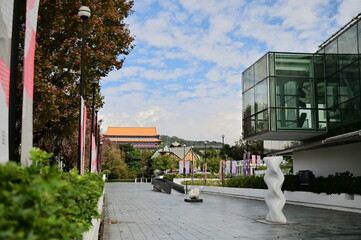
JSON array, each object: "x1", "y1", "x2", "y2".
[{"x1": 102, "y1": 183, "x2": 361, "y2": 240}]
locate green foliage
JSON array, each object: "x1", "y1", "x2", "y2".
[
  {"x1": 163, "y1": 174, "x2": 177, "y2": 182},
  {"x1": 106, "y1": 179, "x2": 134, "y2": 182},
  {"x1": 102, "y1": 146, "x2": 131, "y2": 179},
  {"x1": 151, "y1": 155, "x2": 178, "y2": 173},
  {"x1": 225, "y1": 176, "x2": 267, "y2": 189},
  {"x1": 0, "y1": 148, "x2": 104, "y2": 240}
]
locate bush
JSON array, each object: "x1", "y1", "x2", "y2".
[
  {"x1": 225, "y1": 176, "x2": 267, "y2": 189},
  {"x1": 163, "y1": 174, "x2": 176, "y2": 182},
  {"x1": 107, "y1": 179, "x2": 134, "y2": 182},
  {"x1": 0, "y1": 148, "x2": 104, "y2": 240}
]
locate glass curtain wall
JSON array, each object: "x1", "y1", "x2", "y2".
[{"x1": 319, "y1": 22, "x2": 361, "y2": 134}]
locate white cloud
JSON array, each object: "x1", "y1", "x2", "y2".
[{"x1": 100, "y1": 0, "x2": 361, "y2": 144}]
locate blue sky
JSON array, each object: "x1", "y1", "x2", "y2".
[{"x1": 100, "y1": 0, "x2": 361, "y2": 144}]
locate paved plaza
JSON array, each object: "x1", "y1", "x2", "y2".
[{"x1": 102, "y1": 183, "x2": 361, "y2": 240}]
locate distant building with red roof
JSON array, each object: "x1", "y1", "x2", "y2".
[{"x1": 104, "y1": 127, "x2": 161, "y2": 149}]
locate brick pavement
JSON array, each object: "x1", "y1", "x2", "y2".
[{"x1": 102, "y1": 183, "x2": 361, "y2": 240}]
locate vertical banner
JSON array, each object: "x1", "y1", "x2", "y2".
[
  {"x1": 0, "y1": 0, "x2": 14, "y2": 164},
  {"x1": 179, "y1": 161, "x2": 184, "y2": 174},
  {"x1": 252, "y1": 155, "x2": 256, "y2": 167},
  {"x1": 243, "y1": 153, "x2": 247, "y2": 176},
  {"x1": 185, "y1": 161, "x2": 189, "y2": 174},
  {"x1": 80, "y1": 101, "x2": 87, "y2": 175},
  {"x1": 226, "y1": 160, "x2": 230, "y2": 174},
  {"x1": 219, "y1": 160, "x2": 224, "y2": 179},
  {"x1": 91, "y1": 133, "x2": 97, "y2": 173},
  {"x1": 203, "y1": 163, "x2": 207, "y2": 180},
  {"x1": 257, "y1": 155, "x2": 261, "y2": 167},
  {"x1": 20, "y1": 0, "x2": 40, "y2": 166},
  {"x1": 232, "y1": 160, "x2": 237, "y2": 174}
]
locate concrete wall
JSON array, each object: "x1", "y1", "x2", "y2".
[{"x1": 293, "y1": 142, "x2": 361, "y2": 177}]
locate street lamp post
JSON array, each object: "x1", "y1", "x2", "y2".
[
  {"x1": 183, "y1": 144, "x2": 186, "y2": 178},
  {"x1": 204, "y1": 141, "x2": 207, "y2": 182},
  {"x1": 89, "y1": 79, "x2": 98, "y2": 172},
  {"x1": 191, "y1": 146, "x2": 194, "y2": 181},
  {"x1": 77, "y1": 6, "x2": 91, "y2": 172},
  {"x1": 222, "y1": 134, "x2": 225, "y2": 183}
]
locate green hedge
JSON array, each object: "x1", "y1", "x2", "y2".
[
  {"x1": 0, "y1": 148, "x2": 104, "y2": 240},
  {"x1": 107, "y1": 179, "x2": 134, "y2": 182},
  {"x1": 184, "y1": 171, "x2": 361, "y2": 195}
]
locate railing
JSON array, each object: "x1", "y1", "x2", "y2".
[{"x1": 134, "y1": 178, "x2": 152, "y2": 183}]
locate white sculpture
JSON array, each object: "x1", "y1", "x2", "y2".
[
  {"x1": 188, "y1": 188, "x2": 200, "y2": 199},
  {"x1": 264, "y1": 156, "x2": 287, "y2": 223}
]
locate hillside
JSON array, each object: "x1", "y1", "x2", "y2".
[{"x1": 160, "y1": 135, "x2": 223, "y2": 149}]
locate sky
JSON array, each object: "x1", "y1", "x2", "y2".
[{"x1": 99, "y1": 0, "x2": 361, "y2": 145}]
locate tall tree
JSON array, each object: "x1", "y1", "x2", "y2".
[{"x1": 25, "y1": 0, "x2": 135, "y2": 165}]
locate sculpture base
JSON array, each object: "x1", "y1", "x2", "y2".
[
  {"x1": 256, "y1": 219, "x2": 297, "y2": 225},
  {"x1": 184, "y1": 198, "x2": 203, "y2": 202}
]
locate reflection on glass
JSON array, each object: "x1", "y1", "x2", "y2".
[
  {"x1": 275, "y1": 53, "x2": 313, "y2": 78},
  {"x1": 276, "y1": 108, "x2": 314, "y2": 130},
  {"x1": 255, "y1": 80, "x2": 268, "y2": 112},
  {"x1": 255, "y1": 54, "x2": 267, "y2": 83},
  {"x1": 338, "y1": 24, "x2": 358, "y2": 54}
]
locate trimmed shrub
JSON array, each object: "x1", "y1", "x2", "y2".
[{"x1": 0, "y1": 148, "x2": 104, "y2": 240}]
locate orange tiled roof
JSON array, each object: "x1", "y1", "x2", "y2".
[
  {"x1": 109, "y1": 139, "x2": 161, "y2": 143},
  {"x1": 105, "y1": 127, "x2": 159, "y2": 136}
]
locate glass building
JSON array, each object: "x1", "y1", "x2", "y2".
[{"x1": 242, "y1": 14, "x2": 361, "y2": 143}]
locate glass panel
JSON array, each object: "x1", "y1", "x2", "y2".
[
  {"x1": 254, "y1": 80, "x2": 268, "y2": 112},
  {"x1": 325, "y1": 40, "x2": 337, "y2": 53},
  {"x1": 243, "y1": 88, "x2": 254, "y2": 117},
  {"x1": 269, "y1": 77, "x2": 276, "y2": 107},
  {"x1": 269, "y1": 53, "x2": 275, "y2": 76},
  {"x1": 325, "y1": 54, "x2": 338, "y2": 77},
  {"x1": 317, "y1": 109, "x2": 327, "y2": 131},
  {"x1": 328, "y1": 108, "x2": 341, "y2": 130},
  {"x1": 275, "y1": 53, "x2": 313, "y2": 77},
  {"x1": 338, "y1": 24, "x2": 358, "y2": 54},
  {"x1": 315, "y1": 78, "x2": 326, "y2": 108},
  {"x1": 243, "y1": 117, "x2": 251, "y2": 138},
  {"x1": 314, "y1": 54, "x2": 324, "y2": 78},
  {"x1": 338, "y1": 61, "x2": 360, "y2": 103},
  {"x1": 256, "y1": 110, "x2": 268, "y2": 133},
  {"x1": 359, "y1": 22, "x2": 361, "y2": 53},
  {"x1": 338, "y1": 54, "x2": 358, "y2": 69},
  {"x1": 326, "y1": 76, "x2": 339, "y2": 108},
  {"x1": 251, "y1": 115, "x2": 256, "y2": 135},
  {"x1": 340, "y1": 97, "x2": 361, "y2": 126},
  {"x1": 242, "y1": 65, "x2": 255, "y2": 92},
  {"x1": 276, "y1": 108, "x2": 315, "y2": 130},
  {"x1": 255, "y1": 54, "x2": 267, "y2": 83},
  {"x1": 275, "y1": 77, "x2": 314, "y2": 108},
  {"x1": 270, "y1": 108, "x2": 276, "y2": 131}
]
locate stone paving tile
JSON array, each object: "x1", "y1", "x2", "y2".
[{"x1": 102, "y1": 183, "x2": 361, "y2": 240}]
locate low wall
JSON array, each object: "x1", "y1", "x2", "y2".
[
  {"x1": 190, "y1": 185, "x2": 361, "y2": 214},
  {"x1": 82, "y1": 195, "x2": 104, "y2": 240}
]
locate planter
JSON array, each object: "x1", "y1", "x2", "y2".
[
  {"x1": 82, "y1": 195, "x2": 104, "y2": 240},
  {"x1": 189, "y1": 186, "x2": 361, "y2": 213},
  {"x1": 284, "y1": 191, "x2": 361, "y2": 213}
]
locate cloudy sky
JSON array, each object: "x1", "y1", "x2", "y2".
[{"x1": 99, "y1": 0, "x2": 361, "y2": 145}]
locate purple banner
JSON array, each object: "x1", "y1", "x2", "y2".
[{"x1": 185, "y1": 161, "x2": 190, "y2": 174}]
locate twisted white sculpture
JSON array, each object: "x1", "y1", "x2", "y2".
[{"x1": 264, "y1": 156, "x2": 287, "y2": 223}]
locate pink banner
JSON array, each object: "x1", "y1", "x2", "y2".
[
  {"x1": 20, "y1": 0, "x2": 40, "y2": 166},
  {"x1": 203, "y1": 163, "x2": 207, "y2": 179},
  {"x1": 91, "y1": 133, "x2": 97, "y2": 173},
  {"x1": 252, "y1": 155, "x2": 256, "y2": 167},
  {"x1": 179, "y1": 161, "x2": 184, "y2": 174},
  {"x1": 226, "y1": 160, "x2": 230, "y2": 174},
  {"x1": 0, "y1": 0, "x2": 14, "y2": 163},
  {"x1": 185, "y1": 161, "x2": 189, "y2": 174},
  {"x1": 232, "y1": 160, "x2": 237, "y2": 174}
]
